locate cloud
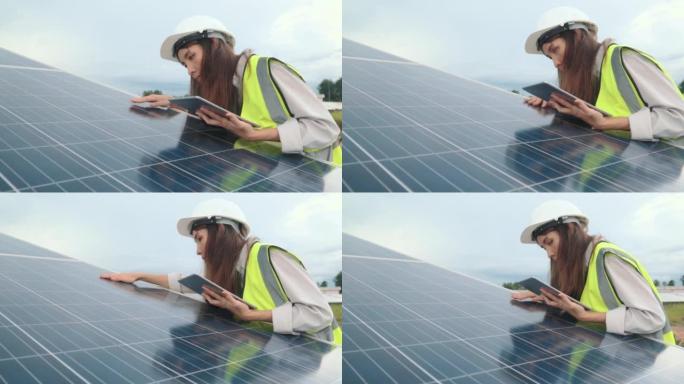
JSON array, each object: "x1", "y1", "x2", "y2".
[
  {"x1": 621, "y1": 195, "x2": 684, "y2": 278},
  {"x1": 267, "y1": 0, "x2": 341, "y2": 83},
  {"x1": 282, "y1": 194, "x2": 341, "y2": 247},
  {"x1": 623, "y1": 1, "x2": 684, "y2": 80}
]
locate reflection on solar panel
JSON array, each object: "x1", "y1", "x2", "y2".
[
  {"x1": 342, "y1": 39, "x2": 684, "y2": 192},
  {"x1": 0, "y1": 233, "x2": 340, "y2": 383},
  {"x1": 0, "y1": 48, "x2": 339, "y2": 192},
  {"x1": 342, "y1": 233, "x2": 684, "y2": 383}
]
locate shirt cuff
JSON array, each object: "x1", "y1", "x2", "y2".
[
  {"x1": 628, "y1": 108, "x2": 655, "y2": 141},
  {"x1": 272, "y1": 302, "x2": 295, "y2": 334},
  {"x1": 606, "y1": 306, "x2": 627, "y2": 335},
  {"x1": 167, "y1": 272, "x2": 183, "y2": 293},
  {"x1": 276, "y1": 119, "x2": 304, "y2": 153}
]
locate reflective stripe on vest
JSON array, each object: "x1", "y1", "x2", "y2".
[
  {"x1": 242, "y1": 242, "x2": 342, "y2": 346},
  {"x1": 241, "y1": 55, "x2": 342, "y2": 166},
  {"x1": 596, "y1": 45, "x2": 684, "y2": 117},
  {"x1": 580, "y1": 241, "x2": 676, "y2": 345}
]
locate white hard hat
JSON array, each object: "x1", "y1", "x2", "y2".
[
  {"x1": 160, "y1": 15, "x2": 236, "y2": 62},
  {"x1": 520, "y1": 200, "x2": 589, "y2": 244},
  {"x1": 524, "y1": 7, "x2": 598, "y2": 54},
  {"x1": 177, "y1": 199, "x2": 250, "y2": 238}
]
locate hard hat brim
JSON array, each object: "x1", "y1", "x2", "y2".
[
  {"x1": 160, "y1": 31, "x2": 235, "y2": 62},
  {"x1": 160, "y1": 32, "x2": 192, "y2": 62},
  {"x1": 520, "y1": 215, "x2": 588, "y2": 244},
  {"x1": 524, "y1": 21, "x2": 597, "y2": 54},
  {"x1": 520, "y1": 223, "x2": 541, "y2": 244},
  {"x1": 177, "y1": 215, "x2": 250, "y2": 237}
]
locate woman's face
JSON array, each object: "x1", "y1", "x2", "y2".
[
  {"x1": 542, "y1": 37, "x2": 567, "y2": 72},
  {"x1": 177, "y1": 44, "x2": 204, "y2": 81},
  {"x1": 192, "y1": 228, "x2": 208, "y2": 261},
  {"x1": 536, "y1": 230, "x2": 560, "y2": 261}
]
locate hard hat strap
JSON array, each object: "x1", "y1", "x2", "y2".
[
  {"x1": 173, "y1": 29, "x2": 227, "y2": 59},
  {"x1": 536, "y1": 22, "x2": 589, "y2": 52},
  {"x1": 191, "y1": 216, "x2": 242, "y2": 236},
  {"x1": 531, "y1": 216, "x2": 581, "y2": 241}
]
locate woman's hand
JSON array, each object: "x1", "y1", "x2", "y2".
[
  {"x1": 524, "y1": 96, "x2": 549, "y2": 109},
  {"x1": 511, "y1": 290, "x2": 544, "y2": 302},
  {"x1": 202, "y1": 286, "x2": 254, "y2": 321},
  {"x1": 196, "y1": 107, "x2": 256, "y2": 139},
  {"x1": 99, "y1": 272, "x2": 140, "y2": 284},
  {"x1": 547, "y1": 93, "x2": 607, "y2": 128},
  {"x1": 540, "y1": 288, "x2": 587, "y2": 320},
  {"x1": 130, "y1": 94, "x2": 172, "y2": 108}
]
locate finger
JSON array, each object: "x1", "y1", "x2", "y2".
[
  {"x1": 130, "y1": 96, "x2": 152, "y2": 103},
  {"x1": 540, "y1": 289, "x2": 558, "y2": 302},
  {"x1": 550, "y1": 94, "x2": 570, "y2": 107},
  {"x1": 202, "y1": 293, "x2": 218, "y2": 305},
  {"x1": 196, "y1": 111, "x2": 212, "y2": 124},
  {"x1": 224, "y1": 112, "x2": 240, "y2": 122},
  {"x1": 548, "y1": 101, "x2": 570, "y2": 114},
  {"x1": 202, "y1": 286, "x2": 221, "y2": 299},
  {"x1": 221, "y1": 291, "x2": 238, "y2": 303},
  {"x1": 201, "y1": 108, "x2": 221, "y2": 119},
  {"x1": 100, "y1": 273, "x2": 111, "y2": 279},
  {"x1": 574, "y1": 99, "x2": 592, "y2": 114}
]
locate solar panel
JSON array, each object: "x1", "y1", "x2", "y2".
[
  {"x1": 342, "y1": 40, "x2": 684, "y2": 192},
  {"x1": 342, "y1": 233, "x2": 684, "y2": 383},
  {"x1": 0, "y1": 233, "x2": 341, "y2": 383},
  {"x1": 0, "y1": 48, "x2": 340, "y2": 192}
]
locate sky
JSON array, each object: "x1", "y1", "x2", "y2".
[
  {"x1": 343, "y1": 0, "x2": 684, "y2": 91},
  {"x1": 343, "y1": 194, "x2": 684, "y2": 286},
  {"x1": 0, "y1": 0, "x2": 341, "y2": 96},
  {"x1": 0, "y1": 193, "x2": 342, "y2": 285}
]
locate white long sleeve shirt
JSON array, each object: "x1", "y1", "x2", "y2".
[
  {"x1": 593, "y1": 39, "x2": 684, "y2": 141},
  {"x1": 168, "y1": 237, "x2": 334, "y2": 336},
  {"x1": 583, "y1": 236, "x2": 667, "y2": 336},
  {"x1": 233, "y1": 52, "x2": 341, "y2": 159}
]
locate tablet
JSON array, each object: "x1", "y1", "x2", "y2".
[
  {"x1": 522, "y1": 81, "x2": 611, "y2": 117},
  {"x1": 178, "y1": 274, "x2": 256, "y2": 309},
  {"x1": 516, "y1": 277, "x2": 590, "y2": 310},
  {"x1": 168, "y1": 96, "x2": 258, "y2": 127}
]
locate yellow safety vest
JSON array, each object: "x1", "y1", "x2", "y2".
[
  {"x1": 580, "y1": 241, "x2": 676, "y2": 345},
  {"x1": 240, "y1": 55, "x2": 342, "y2": 166},
  {"x1": 242, "y1": 242, "x2": 343, "y2": 346},
  {"x1": 595, "y1": 45, "x2": 684, "y2": 117}
]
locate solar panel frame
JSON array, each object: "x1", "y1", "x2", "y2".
[
  {"x1": 0, "y1": 48, "x2": 339, "y2": 192},
  {"x1": 342, "y1": 39, "x2": 684, "y2": 192},
  {"x1": 0, "y1": 233, "x2": 341, "y2": 384},
  {"x1": 342, "y1": 233, "x2": 684, "y2": 384}
]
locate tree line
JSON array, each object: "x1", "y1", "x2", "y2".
[{"x1": 317, "y1": 78, "x2": 342, "y2": 102}]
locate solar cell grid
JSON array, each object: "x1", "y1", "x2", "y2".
[
  {"x1": 342, "y1": 39, "x2": 684, "y2": 192},
  {"x1": 342, "y1": 233, "x2": 684, "y2": 383},
  {"x1": 0, "y1": 49, "x2": 339, "y2": 192},
  {"x1": 0, "y1": 234, "x2": 341, "y2": 383}
]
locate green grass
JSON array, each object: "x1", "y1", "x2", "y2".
[
  {"x1": 330, "y1": 110, "x2": 342, "y2": 128},
  {"x1": 330, "y1": 303, "x2": 342, "y2": 326},
  {"x1": 665, "y1": 303, "x2": 684, "y2": 346}
]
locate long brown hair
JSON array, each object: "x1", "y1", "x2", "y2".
[
  {"x1": 545, "y1": 223, "x2": 593, "y2": 299},
  {"x1": 197, "y1": 223, "x2": 247, "y2": 293},
  {"x1": 556, "y1": 29, "x2": 601, "y2": 104},
  {"x1": 188, "y1": 39, "x2": 241, "y2": 112}
]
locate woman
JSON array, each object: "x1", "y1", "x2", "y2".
[
  {"x1": 131, "y1": 15, "x2": 341, "y2": 164},
  {"x1": 512, "y1": 200, "x2": 675, "y2": 345},
  {"x1": 100, "y1": 199, "x2": 342, "y2": 346},
  {"x1": 523, "y1": 7, "x2": 684, "y2": 141}
]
